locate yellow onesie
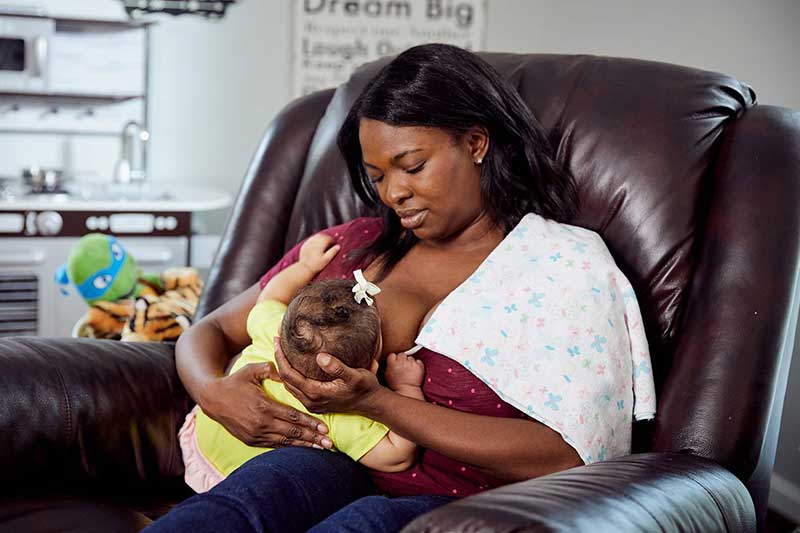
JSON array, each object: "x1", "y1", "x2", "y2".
[{"x1": 190, "y1": 300, "x2": 389, "y2": 482}]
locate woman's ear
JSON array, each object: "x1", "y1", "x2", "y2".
[
  {"x1": 465, "y1": 125, "x2": 489, "y2": 164},
  {"x1": 370, "y1": 358, "x2": 380, "y2": 374}
]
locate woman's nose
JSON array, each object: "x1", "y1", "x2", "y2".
[{"x1": 385, "y1": 175, "x2": 412, "y2": 205}]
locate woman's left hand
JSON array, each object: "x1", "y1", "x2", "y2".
[{"x1": 273, "y1": 337, "x2": 383, "y2": 414}]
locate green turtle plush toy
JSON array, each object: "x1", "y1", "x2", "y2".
[
  {"x1": 55, "y1": 233, "x2": 162, "y2": 304},
  {"x1": 55, "y1": 233, "x2": 203, "y2": 342}
]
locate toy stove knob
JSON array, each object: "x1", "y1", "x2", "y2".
[{"x1": 36, "y1": 211, "x2": 63, "y2": 236}]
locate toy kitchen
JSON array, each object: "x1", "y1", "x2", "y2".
[{"x1": 0, "y1": 10, "x2": 231, "y2": 337}]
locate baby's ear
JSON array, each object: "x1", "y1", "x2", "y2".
[{"x1": 370, "y1": 359, "x2": 380, "y2": 374}]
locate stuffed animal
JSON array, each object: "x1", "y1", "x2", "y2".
[
  {"x1": 58, "y1": 234, "x2": 204, "y2": 342},
  {"x1": 76, "y1": 266, "x2": 202, "y2": 342},
  {"x1": 120, "y1": 267, "x2": 202, "y2": 342},
  {"x1": 55, "y1": 233, "x2": 161, "y2": 304},
  {"x1": 83, "y1": 300, "x2": 136, "y2": 340}
]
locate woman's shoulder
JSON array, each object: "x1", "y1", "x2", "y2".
[
  {"x1": 313, "y1": 217, "x2": 384, "y2": 256},
  {"x1": 522, "y1": 213, "x2": 616, "y2": 265},
  {"x1": 318, "y1": 217, "x2": 384, "y2": 238},
  {"x1": 259, "y1": 218, "x2": 383, "y2": 289}
]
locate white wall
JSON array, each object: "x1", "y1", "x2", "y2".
[
  {"x1": 487, "y1": 0, "x2": 800, "y2": 110},
  {"x1": 146, "y1": 1, "x2": 291, "y2": 203},
  {"x1": 141, "y1": 1, "x2": 292, "y2": 233}
]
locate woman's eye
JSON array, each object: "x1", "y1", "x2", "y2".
[
  {"x1": 407, "y1": 162, "x2": 426, "y2": 174},
  {"x1": 369, "y1": 175, "x2": 383, "y2": 184}
]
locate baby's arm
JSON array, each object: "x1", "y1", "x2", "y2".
[
  {"x1": 256, "y1": 234, "x2": 340, "y2": 305},
  {"x1": 359, "y1": 353, "x2": 424, "y2": 472}
]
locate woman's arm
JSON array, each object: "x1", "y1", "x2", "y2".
[
  {"x1": 274, "y1": 348, "x2": 581, "y2": 481},
  {"x1": 358, "y1": 353, "x2": 425, "y2": 472},
  {"x1": 176, "y1": 282, "x2": 332, "y2": 449},
  {"x1": 362, "y1": 387, "x2": 580, "y2": 481}
]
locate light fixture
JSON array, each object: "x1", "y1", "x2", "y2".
[{"x1": 119, "y1": 0, "x2": 240, "y2": 19}]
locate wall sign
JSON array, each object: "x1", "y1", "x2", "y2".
[{"x1": 292, "y1": 0, "x2": 487, "y2": 98}]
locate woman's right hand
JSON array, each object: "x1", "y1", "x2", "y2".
[
  {"x1": 200, "y1": 361, "x2": 333, "y2": 449},
  {"x1": 274, "y1": 340, "x2": 385, "y2": 416}
]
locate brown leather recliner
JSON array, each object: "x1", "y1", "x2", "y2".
[{"x1": 1, "y1": 53, "x2": 798, "y2": 533}]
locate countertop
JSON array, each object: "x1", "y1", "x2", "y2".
[{"x1": 0, "y1": 182, "x2": 233, "y2": 212}]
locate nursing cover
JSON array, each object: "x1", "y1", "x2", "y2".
[{"x1": 416, "y1": 213, "x2": 656, "y2": 463}]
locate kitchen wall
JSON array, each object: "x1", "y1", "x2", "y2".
[{"x1": 1, "y1": 0, "x2": 799, "y2": 518}]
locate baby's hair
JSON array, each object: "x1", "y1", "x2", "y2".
[{"x1": 279, "y1": 278, "x2": 380, "y2": 381}]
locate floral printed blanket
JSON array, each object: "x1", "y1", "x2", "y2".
[{"x1": 416, "y1": 213, "x2": 656, "y2": 463}]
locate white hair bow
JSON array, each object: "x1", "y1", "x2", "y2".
[{"x1": 352, "y1": 269, "x2": 381, "y2": 306}]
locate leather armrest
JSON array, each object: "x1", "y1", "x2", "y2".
[
  {"x1": 0, "y1": 336, "x2": 192, "y2": 492},
  {"x1": 0, "y1": 496, "x2": 152, "y2": 533},
  {"x1": 403, "y1": 453, "x2": 756, "y2": 532}
]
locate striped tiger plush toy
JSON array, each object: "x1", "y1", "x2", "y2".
[{"x1": 80, "y1": 267, "x2": 203, "y2": 342}]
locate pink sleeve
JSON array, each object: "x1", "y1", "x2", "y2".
[{"x1": 258, "y1": 218, "x2": 375, "y2": 289}]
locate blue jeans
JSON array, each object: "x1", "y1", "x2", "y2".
[{"x1": 144, "y1": 447, "x2": 454, "y2": 533}]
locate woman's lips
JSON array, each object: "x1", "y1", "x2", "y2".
[{"x1": 398, "y1": 209, "x2": 428, "y2": 229}]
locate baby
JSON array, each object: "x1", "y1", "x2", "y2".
[{"x1": 179, "y1": 233, "x2": 425, "y2": 493}]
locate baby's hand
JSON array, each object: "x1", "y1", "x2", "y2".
[
  {"x1": 385, "y1": 352, "x2": 425, "y2": 390},
  {"x1": 299, "y1": 234, "x2": 341, "y2": 274}
]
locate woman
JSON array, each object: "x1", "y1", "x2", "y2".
[{"x1": 148, "y1": 43, "x2": 585, "y2": 532}]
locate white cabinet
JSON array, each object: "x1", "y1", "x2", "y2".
[
  {"x1": 0, "y1": 16, "x2": 149, "y2": 135},
  {"x1": 50, "y1": 24, "x2": 146, "y2": 97}
]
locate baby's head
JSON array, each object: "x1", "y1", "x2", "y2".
[{"x1": 279, "y1": 278, "x2": 381, "y2": 381}]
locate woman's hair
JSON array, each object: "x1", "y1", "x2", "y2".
[
  {"x1": 337, "y1": 43, "x2": 578, "y2": 279},
  {"x1": 279, "y1": 279, "x2": 380, "y2": 381}
]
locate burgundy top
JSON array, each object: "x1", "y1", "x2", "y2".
[{"x1": 259, "y1": 217, "x2": 526, "y2": 498}]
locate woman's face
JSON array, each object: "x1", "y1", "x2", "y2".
[{"x1": 359, "y1": 118, "x2": 487, "y2": 242}]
